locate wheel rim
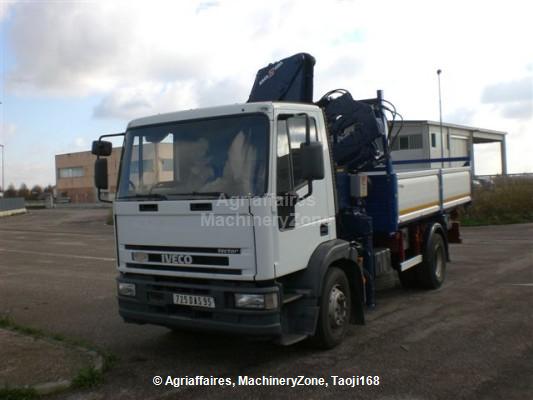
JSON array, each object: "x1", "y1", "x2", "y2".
[
  {"x1": 328, "y1": 284, "x2": 347, "y2": 328},
  {"x1": 434, "y1": 244, "x2": 444, "y2": 282}
]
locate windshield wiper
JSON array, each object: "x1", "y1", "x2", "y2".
[
  {"x1": 167, "y1": 191, "x2": 229, "y2": 199},
  {"x1": 119, "y1": 193, "x2": 168, "y2": 200}
]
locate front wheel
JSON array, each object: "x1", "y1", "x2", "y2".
[{"x1": 312, "y1": 267, "x2": 352, "y2": 349}]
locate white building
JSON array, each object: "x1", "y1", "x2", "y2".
[{"x1": 389, "y1": 120, "x2": 507, "y2": 175}]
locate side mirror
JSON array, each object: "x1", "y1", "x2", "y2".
[
  {"x1": 94, "y1": 158, "x2": 108, "y2": 189},
  {"x1": 300, "y1": 142, "x2": 324, "y2": 181},
  {"x1": 91, "y1": 140, "x2": 112, "y2": 156}
]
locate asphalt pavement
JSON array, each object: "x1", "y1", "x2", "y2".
[{"x1": 0, "y1": 208, "x2": 531, "y2": 400}]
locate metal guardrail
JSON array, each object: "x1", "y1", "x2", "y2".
[
  {"x1": 0, "y1": 197, "x2": 26, "y2": 212},
  {"x1": 25, "y1": 200, "x2": 48, "y2": 208},
  {"x1": 475, "y1": 173, "x2": 533, "y2": 180},
  {"x1": 392, "y1": 156, "x2": 470, "y2": 165}
]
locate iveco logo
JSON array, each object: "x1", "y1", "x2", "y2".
[{"x1": 162, "y1": 254, "x2": 193, "y2": 265}]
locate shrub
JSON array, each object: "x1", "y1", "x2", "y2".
[{"x1": 460, "y1": 176, "x2": 533, "y2": 226}]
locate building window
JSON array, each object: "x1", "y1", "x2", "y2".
[
  {"x1": 431, "y1": 133, "x2": 437, "y2": 148},
  {"x1": 409, "y1": 134, "x2": 423, "y2": 149},
  {"x1": 58, "y1": 167, "x2": 84, "y2": 178},
  {"x1": 399, "y1": 136, "x2": 409, "y2": 150},
  {"x1": 130, "y1": 159, "x2": 154, "y2": 174},
  {"x1": 160, "y1": 158, "x2": 173, "y2": 172},
  {"x1": 392, "y1": 134, "x2": 423, "y2": 150}
]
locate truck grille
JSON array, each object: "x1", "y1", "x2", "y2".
[
  {"x1": 125, "y1": 244, "x2": 241, "y2": 255},
  {"x1": 126, "y1": 263, "x2": 242, "y2": 275},
  {"x1": 146, "y1": 254, "x2": 228, "y2": 266}
]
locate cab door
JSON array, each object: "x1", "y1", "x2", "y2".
[{"x1": 274, "y1": 110, "x2": 335, "y2": 277}]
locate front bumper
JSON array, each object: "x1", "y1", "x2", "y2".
[{"x1": 117, "y1": 274, "x2": 282, "y2": 336}]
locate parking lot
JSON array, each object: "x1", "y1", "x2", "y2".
[{"x1": 0, "y1": 208, "x2": 532, "y2": 400}]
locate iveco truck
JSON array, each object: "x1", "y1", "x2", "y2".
[{"x1": 92, "y1": 54, "x2": 471, "y2": 348}]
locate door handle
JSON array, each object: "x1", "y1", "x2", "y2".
[{"x1": 320, "y1": 223, "x2": 329, "y2": 236}]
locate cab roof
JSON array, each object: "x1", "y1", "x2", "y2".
[{"x1": 127, "y1": 102, "x2": 320, "y2": 129}]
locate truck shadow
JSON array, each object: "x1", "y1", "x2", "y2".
[{"x1": 118, "y1": 327, "x2": 318, "y2": 380}]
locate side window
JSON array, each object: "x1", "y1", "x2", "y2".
[
  {"x1": 276, "y1": 120, "x2": 292, "y2": 194},
  {"x1": 276, "y1": 115, "x2": 318, "y2": 194},
  {"x1": 129, "y1": 136, "x2": 141, "y2": 188},
  {"x1": 431, "y1": 133, "x2": 437, "y2": 148}
]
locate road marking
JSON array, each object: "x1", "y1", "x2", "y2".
[
  {"x1": 0, "y1": 237, "x2": 87, "y2": 246},
  {"x1": 0, "y1": 248, "x2": 115, "y2": 262},
  {"x1": 508, "y1": 283, "x2": 533, "y2": 287},
  {"x1": 0, "y1": 228, "x2": 110, "y2": 237}
]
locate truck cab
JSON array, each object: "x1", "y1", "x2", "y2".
[{"x1": 97, "y1": 102, "x2": 361, "y2": 347}]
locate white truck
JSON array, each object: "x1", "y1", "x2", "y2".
[{"x1": 92, "y1": 54, "x2": 471, "y2": 348}]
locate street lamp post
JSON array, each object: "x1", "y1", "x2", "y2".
[
  {"x1": 437, "y1": 69, "x2": 444, "y2": 168},
  {"x1": 0, "y1": 99, "x2": 4, "y2": 195},
  {"x1": 0, "y1": 144, "x2": 4, "y2": 195}
]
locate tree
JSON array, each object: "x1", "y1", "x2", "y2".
[
  {"x1": 5, "y1": 184, "x2": 17, "y2": 198},
  {"x1": 17, "y1": 183, "x2": 30, "y2": 199},
  {"x1": 30, "y1": 185, "x2": 43, "y2": 200},
  {"x1": 43, "y1": 184, "x2": 54, "y2": 194}
]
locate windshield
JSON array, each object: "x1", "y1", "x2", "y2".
[{"x1": 117, "y1": 114, "x2": 269, "y2": 200}]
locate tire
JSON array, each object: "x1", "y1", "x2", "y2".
[
  {"x1": 312, "y1": 267, "x2": 352, "y2": 349},
  {"x1": 417, "y1": 232, "x2": 446, "y2": 289}
]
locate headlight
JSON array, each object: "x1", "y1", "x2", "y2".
[
  {"x1": 118, "y1": 282, "x2": 136, "y2": 297},
  {"x1": 234, "y1": 293, "x2": 278, "y2": 310}
]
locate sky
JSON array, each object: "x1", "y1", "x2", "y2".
[{"x1": 0, "y1": 0, "x2": 531, "y2": 188}]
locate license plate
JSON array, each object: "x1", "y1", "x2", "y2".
[{"x1": 173, "y1": 293, "x2": 215, "y2": 309}]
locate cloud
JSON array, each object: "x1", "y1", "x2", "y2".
[
  {"x1": 481, "y1": 77, "x2": 532, "y2": 103},
  {"x1": 0, "y1": 122, "x2": 17, "y2": 144},
  {"x1": 196, "y1": 79, "x2": 250, "y2": 108},
  {"x1": 444, "y1": 108, "x2": 476, "y2": 125},
  {"x1": 93, "y1": 87, "x2": 158, "y2": 120},
  {"x1": 499, "y1": 101, "x2": 533, "y2": 119},
  {"x1": 195, "y1": 1, "x2": 219, "y2": 14},
  {"x1": 0, "y1": 0, "x2": 14, "y2": 22},
  {"x1": 74, "y1": 137, "x2": 86, "y2": 148},
  {"x1": 5, "y1": 1, "x2": 213, "y2": 96},
  {"x1": 3, "y1": 0, "x2": 533, "y2": 182},
  {"x1": 93, "y1": 78, "x2": 251, "y2": 120},
  {"x1": 93, "y1": 81, "x2": 196, "y2": 120},
  {"x1": 481, "y1": 77, "x2": 533, "y2": 120},
  {"x1": 318, "y1": 54, "x2": 364, "y2": 81},
  {"x1": 4, "y1": 0, "x2": 367, "y2": 99},
  {"x1": 7, "y1": 2, "x2": 128, "y2": 96}
]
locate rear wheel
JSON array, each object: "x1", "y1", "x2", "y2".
[
  {"x1": 312, "y1": 267, "x2": 351, "y2": 349},
  {"x1": 418, "y1": 232, "x2": 446, "y2": 289}
]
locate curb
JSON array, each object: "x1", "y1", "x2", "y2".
[
  {"x1": 34, "y1": 348, "x2": 105, "y2": 396},
  {"x1": 0, "y1": 208, "x2": 27, "y2": 217},
  {"x1": 1, "y1": 331, "x2": 105, "y2": 396}
]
